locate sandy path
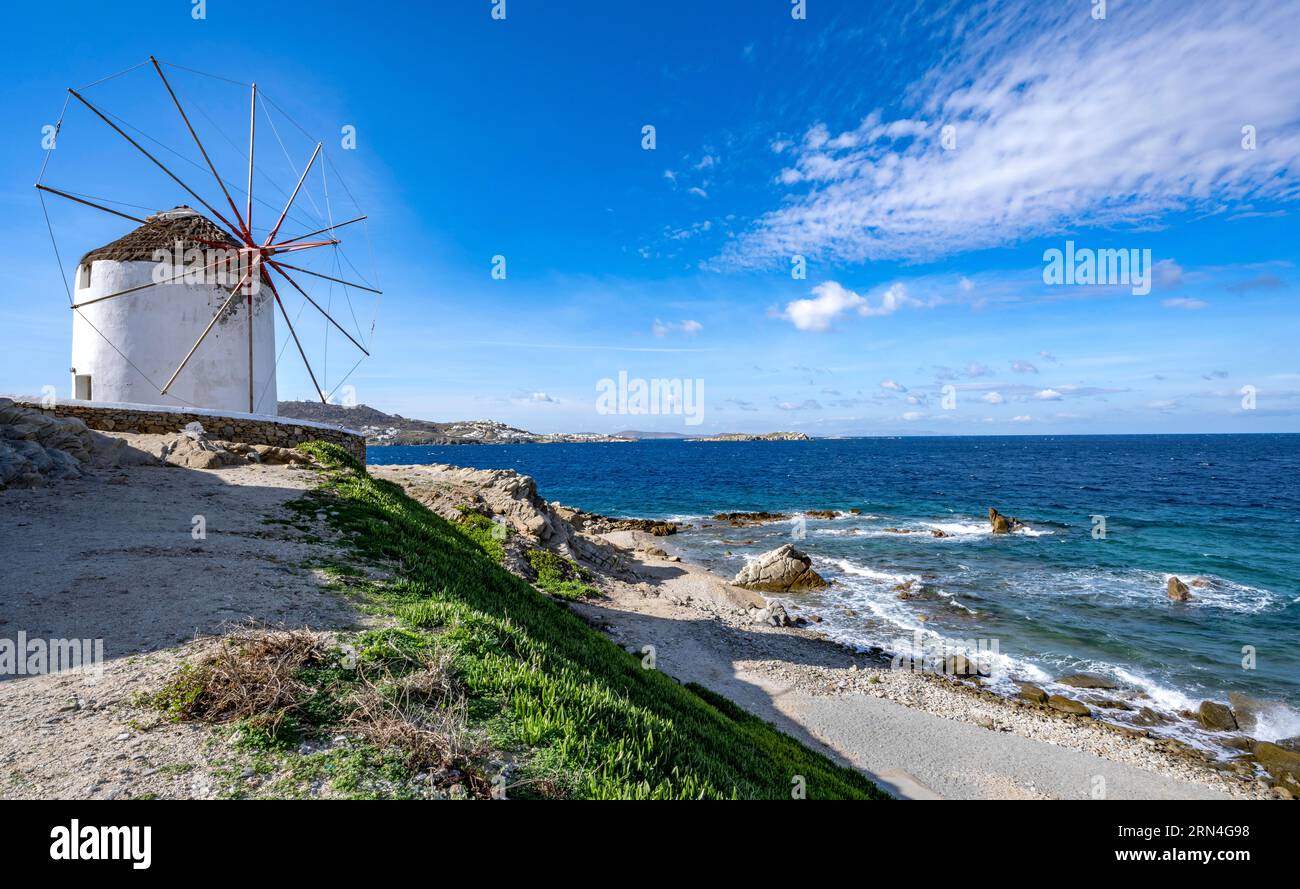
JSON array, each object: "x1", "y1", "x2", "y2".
[{"x1": 0, "y1": 461, "x2": 360, "y2": 799}]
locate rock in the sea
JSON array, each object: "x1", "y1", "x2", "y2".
[
  {"x1": 1226, "y1": 692, "x2": 1269, "y2": 732},
  {"x1": 987, "y1": 507, "x2": 1025, "y2": 534},
  {"x1": 1087, "y1": 698, "x2": 1133, "y2": 711},
  {"x1": 1048, "y1": 695, "x2": 1091, "y2": 716},
  {"x1": 1253, "y1": 742, "x2": 1300, "y2": 794},
  {"x1": 1019, "y1": 683, "x2": 1049, "y2": 704},
  {"x1": 1132, "y1": 706, "x2": 1173, "y2": 727},
  {"x1": 731, "y1": 544, "x2": 828, "y2": 592},
  {"x1": 893, "y1": 580, "x2": 917, "y2": 600},
  {"x1": 1166, "y1": 576, "x2": 1192, "y2": 601},
  {"x1": 1056, "y1": 673, "x2": 1119, "y2": 690},
  {"x1": 712, "y1": 511, "x2": 791, "y2": 527},
  {"x1": 1196, "y1": 700, "x2": 1238, "y2": 732}
]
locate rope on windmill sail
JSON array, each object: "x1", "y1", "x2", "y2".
[
  {"x1": 153, "y1": 58, "x2": 250, "y2": 89},
  {"x1": 75, "y1": 59, "x2": 152, "y2": 92},
  {"x1": 53, "y1": 189, "x2": 165, "y2": 214},
  {"x1": 37, "y1": 94, "x2": 71, "y2": 186},
  {"x1": 39, "y1": 190, "x2": 74, "y2": 308},
  {"x1": 189, "y1": 98, "x2": 319, "y2": 235},
  {"x1": 259, "y1": 98, "x2": 326, "y2": 227}
]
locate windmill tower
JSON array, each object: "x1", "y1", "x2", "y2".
[
  {"x1": 37, "y1": 57, "x2": 378, "y2": 417},
  {"x1": 71, "y1": 206, "x2": 278, "y2": 413}
]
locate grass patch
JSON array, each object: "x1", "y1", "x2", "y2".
[
  {"x1": 454, "y1": 508, "x2": 507, "y2": 563},
  {"x1": 273, "y1": 440, "x2": 886, "y2": 800},
  {"x1": 526, "y1": 549, "x2": 599, "y2": 600}
]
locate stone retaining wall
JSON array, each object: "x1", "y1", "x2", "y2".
[{"x1": 9, "y1": 399, "x2": 366, "y2": 463}]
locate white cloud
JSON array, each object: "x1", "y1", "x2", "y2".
[
  {"x1": 980, "y1": 391, "x2": 1004, "y2": 404},
  {"x1": 687, "y1": 186, "x2": 708, "y2": 199},
  {"x1": 880, "y1": 378, "x2": 907, "y2": 392},
  {"x1": 1010, "y1": 360, "x2": 1039, "y2": 374},
  {"x1": 720, "y1": 1, "x2": 1300, "y2": 266},
  {"x1": 779, "y1": 281, "x2": 910, "y2": 331},
  {"x1": 1162, "y1": 297, "x2": 1208, "y2": 310},
  {"x1": 1154, "y1": 259, "x2": 1184, "y2": 290},
  {"x1": 1011, "y1": 415, "x2": 1032, "y2": 423},
  {"x1": 529, "y1": 392, "x2": 558, "y2": 404},
  {"x1": 652, "y1": 319, "x2": 704, "y2": 337},
  {"x1": 1034, "y1": 388, "x2": 1063, "y2": 401},
  {"x1": 902, "y1": 411, "x2": 925, "y2": 421}
]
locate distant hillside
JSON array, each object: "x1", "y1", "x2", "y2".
[{"x1": 277, "y1": 401, "x2": 632, "y2": 446}]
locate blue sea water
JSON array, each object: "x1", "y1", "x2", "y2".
[{"x1": 371, "y1": 435, "x2": 1300, "y2": 741}]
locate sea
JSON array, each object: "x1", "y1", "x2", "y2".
[{"x1": 370, "y1": 434, "x2": 1300, "y2": 746}]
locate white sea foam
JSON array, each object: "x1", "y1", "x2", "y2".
[
  {"x1": 1104, "y1": 666, "x2": 1198, "y2": 713},
  {"x1": 827, "y1": 558, "x2": 918, "y2": 585},
  {"x1": 1253, "y1": 703, "x2": 1300, "y2": 743},
  {"x1": 926, "y1": 521, "x2": 988, "y2": 537}
]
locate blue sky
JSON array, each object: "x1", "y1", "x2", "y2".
[{"x1": 1, "y1": 0, "x2": 1297, "y2": 435}]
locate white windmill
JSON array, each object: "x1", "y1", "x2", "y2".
[{"x1": 37, "y1": 56, "x2": 379, "y2": 416}]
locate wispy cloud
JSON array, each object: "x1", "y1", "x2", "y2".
[
  {"x1": 719, "y1": 0, "x2": 1300, "y2": 267},
  {"x1": 652, "y1": 318, "x2": 703, "y2": 337}
]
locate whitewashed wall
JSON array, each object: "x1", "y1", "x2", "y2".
[{"x1": 70, "y1": 259, "x2": 278, "y2": 415}]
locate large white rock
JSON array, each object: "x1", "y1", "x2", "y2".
[{"x1": 732, "y1": 544, "x2": 828, "y2": 592}]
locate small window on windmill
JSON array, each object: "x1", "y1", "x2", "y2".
[
  {"x1": 74, "y1": 374, "x2": 92, "y2": 400},
  {"x1": 77, "y1": 264, "x2": 91, "y2": 290}
]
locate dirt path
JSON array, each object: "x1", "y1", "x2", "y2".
[{"x1": 0, "y1": 461, "x2": 359, "y2": 799}]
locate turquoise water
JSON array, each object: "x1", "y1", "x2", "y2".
[{"x1": 371, "y1": 435, "x2": 1300, "y2": 740}]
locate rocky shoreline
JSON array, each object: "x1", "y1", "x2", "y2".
[
  {"x1": 692, "y1": 507, "x2": 1300, "y2": 798},
  {"x1": 368, "y1": 464, "x2": 1294, "y2": 800}
]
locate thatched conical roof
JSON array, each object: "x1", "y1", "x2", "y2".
[{"x1": 79, "y1": 206, "x2": 240, "y2": 265}]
